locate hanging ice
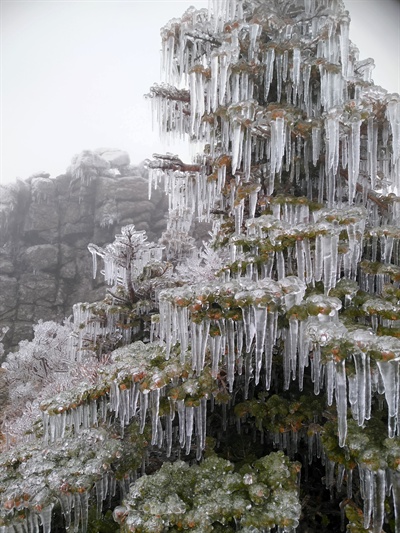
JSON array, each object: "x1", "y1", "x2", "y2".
[
  {"x1": 347, "y1": 115, "x2": 362, "y2": 203},
  {"x1": 335, "y1": 359, "x2": 348, "y2": 447},
  {"x1": 270, "y1": 116, "x2": 286, "y2": 175},
  {"x1": 325, "y1": 111, "x2": 340, "y2": 175},
  {"x1": 377, "y1": 356, "x2": 400, "y2": 438}
]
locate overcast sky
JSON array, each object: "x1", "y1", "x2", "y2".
[{"x1": 1, "y1": 0, "x2": 399, "y2": 185}]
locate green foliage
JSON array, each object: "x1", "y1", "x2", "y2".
[
  {"x1": 114, "y1": 452, "x2": 301, "y2": 532},
  {"x1": 0, "y1": 425, "x2": 147, "y2": 529},
  {"x1": 322, "y1": 417, "x2": 400, "y2": 472}
]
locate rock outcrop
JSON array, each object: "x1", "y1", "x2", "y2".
[{"x1": 0, "y1": 152, "x2": 167, "y2": 355}]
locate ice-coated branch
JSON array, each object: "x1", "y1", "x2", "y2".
[{"x1": 149, "y1": 153, "x2": 202, "y2": 173}]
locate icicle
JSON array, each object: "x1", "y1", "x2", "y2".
[
  {"x1": 219, "y1": 51, "x2": 229, "y2": 106},
  {"x1": 199, "y1": 397, "x2": 207, "y2": 452},
  {"x1": 292, "y1": 48, "x2": 301, "y2": 97},
  {"x1": 28, "y1": 512, "x2": 40, "y2": 533},
  {"x1": 80, "y1": 491, "x2": 89, "y2": 533},
  {"x1": 391, "y1": 470, "x2": 400, "y2": 533},
  {"x1": 325, "y1": 111, "x2": 340, "y2": 175},
  {"x1": 264, "y1": 47, "x2": 275, "y2": 101},
  {"x1": 270, "y1": 117, "x2": 286, "y2": 175},
  {"x1": 347, "y1": 115, "x2": 362, "y2": 203},
  {"x1": 254, "y1": 306, "x2": 267, "y2": 385},
  {"x1": 339, "y1": 13, "x2": 350, "y2": 78},
  {"x1": 362, "y1": 467, "x2": 374, "y2": 529},
  {"x1": 235, "y1": 199, "x2": 244, "y2": 235},
  {"x1": 348, "y1": 373, "x2": 358, "y2": 421},
  {"x1": 372, "y1": 469, "x2": 386, "y2": 533},
  {"x1": 185, "y1": 405, "x2": 194, "y2": 455},
  {"x1": 151, "y1": 388, "x2": 161, "y2": 446},
  {"x1": 244, "y1": 349, "x2": 253, "y2": 399},
  {"x1": 377, "y1": 359, "x2": 399, "y2": 438},
  {"x1": 139, "y1": 391, "x2": 149, "y2": 434},
  {"x1": 289, "y1": 317, "x2": 298, "y2": 382},
  {"x1": 311, "y1": 345, "x2": 322, "y2": 395},
  {"x1": 276, "y1": 251, "x2": 285, "y2": 280},
  {"x1": 276, "y1": 52, "x2": 282, "y2": 102},
  {"x1": 353, "y1": 350, "x2": 367, "y2": 425},
  {"x1": 231, "y1": 120, "x2": 242, "y2": 175},
  {"x1": 39, "y1": 505, "x2": 53, "y2": 533},
  {"x1": 59, "y1": 492, "x2": 73, "y2": 530},
  {"x1": 295, "y1": 240, "x2": 305, "y2": 282},
  {"x1": 73, "y1": 492, "x2": 81, "y2": 531},
  {"x1": 88, "y1": 245, "x2": 98, "y2": 279},
  {"x1": 335, "y1": 359, "x2": 348, "y2": 447},
  {"x1": 347, "y1": 468, "x2": 353, "y2": 499},
  {"x1": 322, "y1": 233, "x2": 339, "y2": 294},
  {"x1": 226, "y1": 318, "x2": 236, "y2": 391},
  {"x1": 241, "y1": 306, "x2": 255, "y2": 352},
  {"x1": 367, "y1": 117, "x2": 378, "y2": 190},
  {"x1": 248, "y1": 23, "x2": 260, "y2": 61},
  {"x1": 177, "y1": 399, "x2": 186, "y2": 448},
  {"x1": 265, "y1": 312, "x2": 277, "y2": 390},
  {"x1": 248, "y1": 186, "x2": 260, "y2": 218},
  {"x1": 211, "y1": 51, "x2": 219, "y2": 112},
  {"x1": 165, "y1": 413, "x2": 173, "y2": 457},
  {"x1": 95, "y1": 479, "x2": 104, "y2": 518},
  {"x1": 298, "y1": 320, "x2": 308, "y2": 392},
  {"x1": 312, "y1": 126, "x2": 322, "y2": 167},
  {"x1": 73, "y1": 406, "x2": 82, "y2": 435},
  {"x1": 386, "y1": 96, "x2": 400, "y2": 166},
  {"x1": 210, "y1": 331, "x2": 223, "y2": 378},
  {"x1": 199, "y1": 319, "x2": 210, "y2": 372}
]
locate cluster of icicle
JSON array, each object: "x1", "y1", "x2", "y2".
[
  {"x1": 0, "y1": 472, "x2": 130, "y2": 533},
  {"x1": 0, "y1": 428, "x2": 130, "y2": 533},
  {"x1": 40, "y1": 374, "x2": 208, "y2": 463},
  {"x1": 67, "y1": 302, "x2": 129, "y2": 360},
  {"x1": 157, "y1": 269, "x2": 400, "y2": 443},
  {"x1": 323, "y1": 452, "x2": 400, "y2": 533},
  {"x1": 356, "y1": 467, "x2": 400, "y2": 533},
  {"x1": 148, "y1": 164, "x2": 207, "y2": 233},
  {"x1": 150, "y1": 0, "x2": 400, "y2": 209},
  {"x1": 239, "y1": 204, "x2": 366, "y2": 290}
]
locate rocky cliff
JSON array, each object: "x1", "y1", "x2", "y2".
[{"x1": 0, "y1": 150, "x2": 167, "y2": 355}]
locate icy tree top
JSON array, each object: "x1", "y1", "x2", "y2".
[{"x1": 149, "y1": 0, "x2": 399, "y2": 207}]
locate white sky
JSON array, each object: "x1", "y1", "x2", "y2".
[{"x1": 1, "y1": 0, "x2": 399, "y2": 185}]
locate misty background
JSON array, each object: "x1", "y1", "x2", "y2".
[{"x1": 1, "y1": 0, "x2": 400, "y2": 185}]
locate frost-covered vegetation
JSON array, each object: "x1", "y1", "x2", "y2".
[{"x1": 1, "y1": 0, "x2": 400, "y2": 531}]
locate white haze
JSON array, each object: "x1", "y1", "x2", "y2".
[{"x1": 1, "y1": 0, "x2": 399, "y2": 185}]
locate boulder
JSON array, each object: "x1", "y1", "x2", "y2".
[
  {"x1": 17, "y1": 304, "x2": 35, "y2": 322},
  {"x1": 23, "y1": 244, "x2": 59, "y2": 272},
  {"x1": 18, "y1": 273, "x2": 57, "y2": 305},
  {"x1": 0, "y1": 276, "x2": 18, "y2": 314},
  {"x1": 67, "y1": 150, "x2": 110, "y2": 183},
  {"x1": 95, "y1": 176, "x2": 117, "y2": 207},
  {"x1": 60, "y1": 261, "x2": 77, "y2": 279},
  {"x1": 29, "y1": 171, "x2": 50, "y2": 179},
  {"x1": 95, "y1": 148, "x2": 130, "y2": 168},
  {"x1": 23, "y1": 203, "x2": 59, "y2": 233},
  {"x1": 0, "y1": 258, "x2": 14, "y2": 275},
  {"x1": 114, "y1": 177, "x2": 149, "y2": 202},
  {"x1": 31, "y1": 177, "x2": 56, "y2": 203}
]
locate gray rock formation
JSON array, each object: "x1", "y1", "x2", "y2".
[{"x1": 0, "y1": 154, "x2": 167, "y2": 355}]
